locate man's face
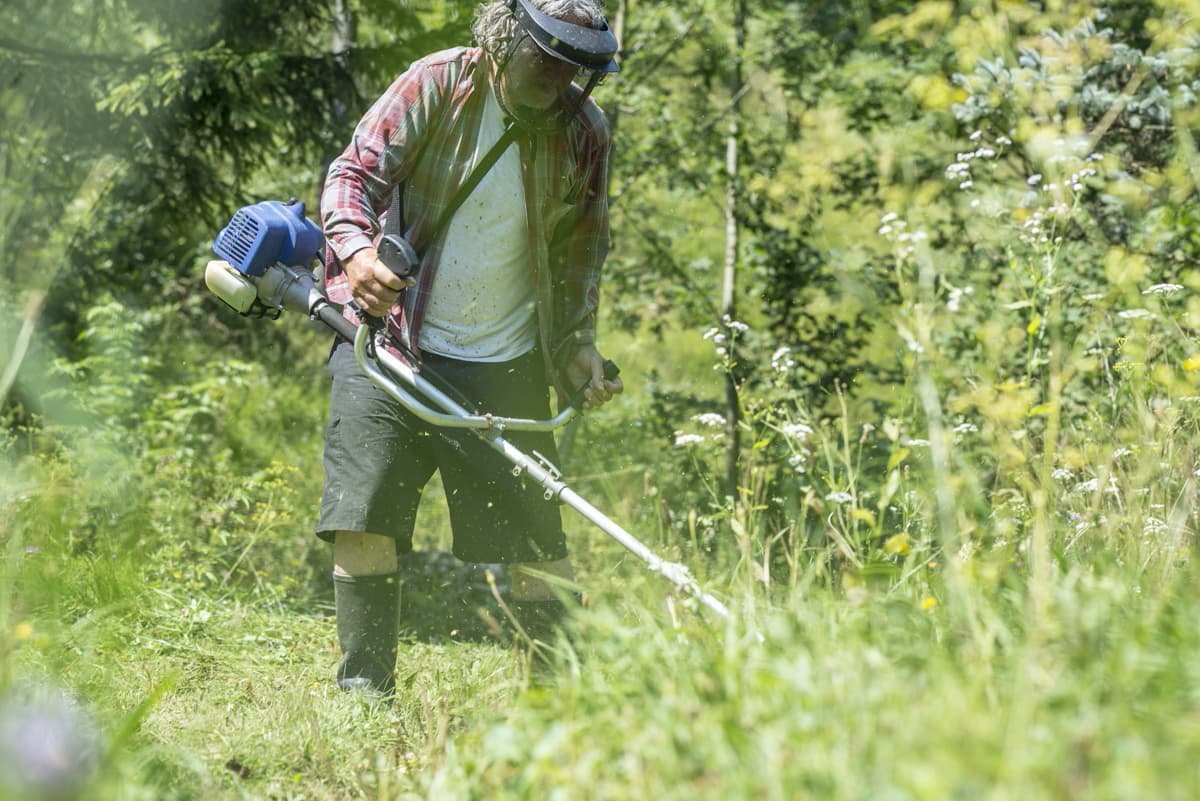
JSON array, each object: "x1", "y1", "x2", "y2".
[{"x1": 497, "y1": 17, "x2": 586, "y2": 112}]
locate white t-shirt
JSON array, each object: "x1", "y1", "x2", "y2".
[{"x1": 417, "y1": 88, "x2": 537, "y2": 362}]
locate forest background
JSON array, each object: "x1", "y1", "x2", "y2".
[{"x1": 3, "y1": 0, "x2": 1200, "y2": 799}]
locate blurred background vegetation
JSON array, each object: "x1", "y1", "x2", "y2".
[{"x1": 3, "y1": 0, "x2": 1200, "y2": 799}]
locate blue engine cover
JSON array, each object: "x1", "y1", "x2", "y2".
[{"x1": 213, "y1": 200, "x2": 324, "y2": 277}]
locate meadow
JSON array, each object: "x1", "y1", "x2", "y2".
[
  {"x1": 5, "y1": 1, "x2": 1200, "y2": 799},
  {"x1": 5, "y1": 282, "x2": 1200, "y2": 799}
]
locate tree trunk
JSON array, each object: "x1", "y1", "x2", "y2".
[
  {"x1": 721, "y1": 0, "x2": 746, "y2": 502},
  {"x1": 320, "y1": 0, "x2": 357, "y2": 194}
]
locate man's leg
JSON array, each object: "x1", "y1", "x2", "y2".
[
  {"x1": 318, "y1": 341, "x2": 433, "y2": 696},
  {"x1": 332, "y1": 531, "x2": 401, "y2": 696},
  {"x1": 423, "y1": 350, "x2": 576, "y2": 646}
]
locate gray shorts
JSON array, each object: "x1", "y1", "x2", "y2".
[{"x1": 315, "y1": 340, "x2": 568, "y2": 564}]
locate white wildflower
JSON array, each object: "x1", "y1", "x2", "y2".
[
  {"x1": 947, "y1": 285, "x2": 974, "y2": 312},
  {"x1": 1052, "y1": 468, "x2": 1073, "y2": 480},
  {"x1": 781, "y1": 423, "x2": 814, "y2": 440},
  {"x1": 1142, "y1": 284, "x2": 1184, "y2": 295},
  {"x1": 880, "y1": 212, "x2": 899, "y2": 224},
  {"x1": 722, "y1": 315, "x2": 750, "y2": 333},
  {"x1": 1075, "y1": 478, "x2": 1099, "y2": 493},
  {"x1": 825, "y1": 491, "x2": 854, "y2": 504},
  {"x1": 674, "y1": 433, "x2": 705, "y2": 447},
  {"x1": 1112, "y1": 447, "x2": 1132, "y2": 458},
  {"x1": 1143, "y1": 517, "x2": 1168, "y2": 536},
  {"x1": 692, "y1": 413, "x2": 726, "y2": 428},
  {"x1": 1027, "y1": 174, "x2": 1043, "y2": 185},
  {"x1": 1117, "y1": 309, "x2": 1156, "y2": 320},
  {"x1": 904, "y1": 438, "x2": 931, "y2": 447}
]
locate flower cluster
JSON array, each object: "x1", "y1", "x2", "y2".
[{"x1": 877, "y1": 212, "x2": 928, "y2": 262}]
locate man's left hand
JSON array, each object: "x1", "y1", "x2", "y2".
[{"x1": 566, "y1": 344, "x2": 624, "y2": 410}]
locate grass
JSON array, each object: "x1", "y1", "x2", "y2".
[
  {"x1": 5, "y1": 303, "x2": 1200, "y2": 801},
  {"x1": 7, "y1": 295, "x2": 1200, "y2": 800},
  {"x1": 5, "y1": 482, "x2": 1200, "y2": 800}
]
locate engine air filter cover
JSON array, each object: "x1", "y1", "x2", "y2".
[{"x1": 213, "y1": 200, "x2": 323, "y2": 277}]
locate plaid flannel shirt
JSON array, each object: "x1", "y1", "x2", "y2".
[{"x1": 320, "y1": 46, "x2": 612, "y2": 393}]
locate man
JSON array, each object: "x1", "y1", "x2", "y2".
[{"x1": 317, "y1": 0, "x2": 624, "y2": 695}]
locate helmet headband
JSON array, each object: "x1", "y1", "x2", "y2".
[{"x1": 506, "y1": 0, "x2": 619, "y2": 73}]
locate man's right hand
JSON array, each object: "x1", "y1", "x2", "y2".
[{"x1": 345, "y1": 247, "x2": 416, "y2": 317}]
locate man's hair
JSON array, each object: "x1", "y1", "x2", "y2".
[{"x1": 472, "y1": 0, "x2": 607, "y2": 56}]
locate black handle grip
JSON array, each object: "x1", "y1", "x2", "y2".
[
  {"x1": 568, "y1": 359, "x2": 621, "y2": 411},
  {"x1": 378, "y1": 234, "x2": 420, "y2": 280},
  {"x1": 314, "y1": 301, "x2": 361, "y2": 342},
  {"x1": 356, "y1": 236, "x2": 420, "y2": 330}
]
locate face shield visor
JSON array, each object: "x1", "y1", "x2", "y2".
[
  {"x1": 507, "y1": 0, "x2": 619, "y2": 75},
  {"x1": 498, "y1": 0, "x2": 620, "y2": 130}
]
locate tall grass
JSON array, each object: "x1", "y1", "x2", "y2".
[{"x1": 5, "y1": 239, "x2": 1200, "y2": 800}]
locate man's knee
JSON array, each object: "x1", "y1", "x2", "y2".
[{"x1": 333, "y1": 531, "x2": 398, "y2": 576}]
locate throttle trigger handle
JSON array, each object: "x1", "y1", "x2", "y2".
[{"x1": 378, "y1": 234, "x2": 419, "y2": 280}]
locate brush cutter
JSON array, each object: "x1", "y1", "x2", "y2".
[{"x1": 204, "y1": 199, "x2": 737, "y2": 629}]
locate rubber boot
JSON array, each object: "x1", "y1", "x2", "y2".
[{"x1": 333, "y1": 572, "x2": 401, "y2": 698}]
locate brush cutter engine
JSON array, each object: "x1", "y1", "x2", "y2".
[
  {"x1": 205, "y1": 198, "x2": 418, "y2": 336},
  {"x1": 205, "y1": 199, "x2": 327, "y2": 320}
]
